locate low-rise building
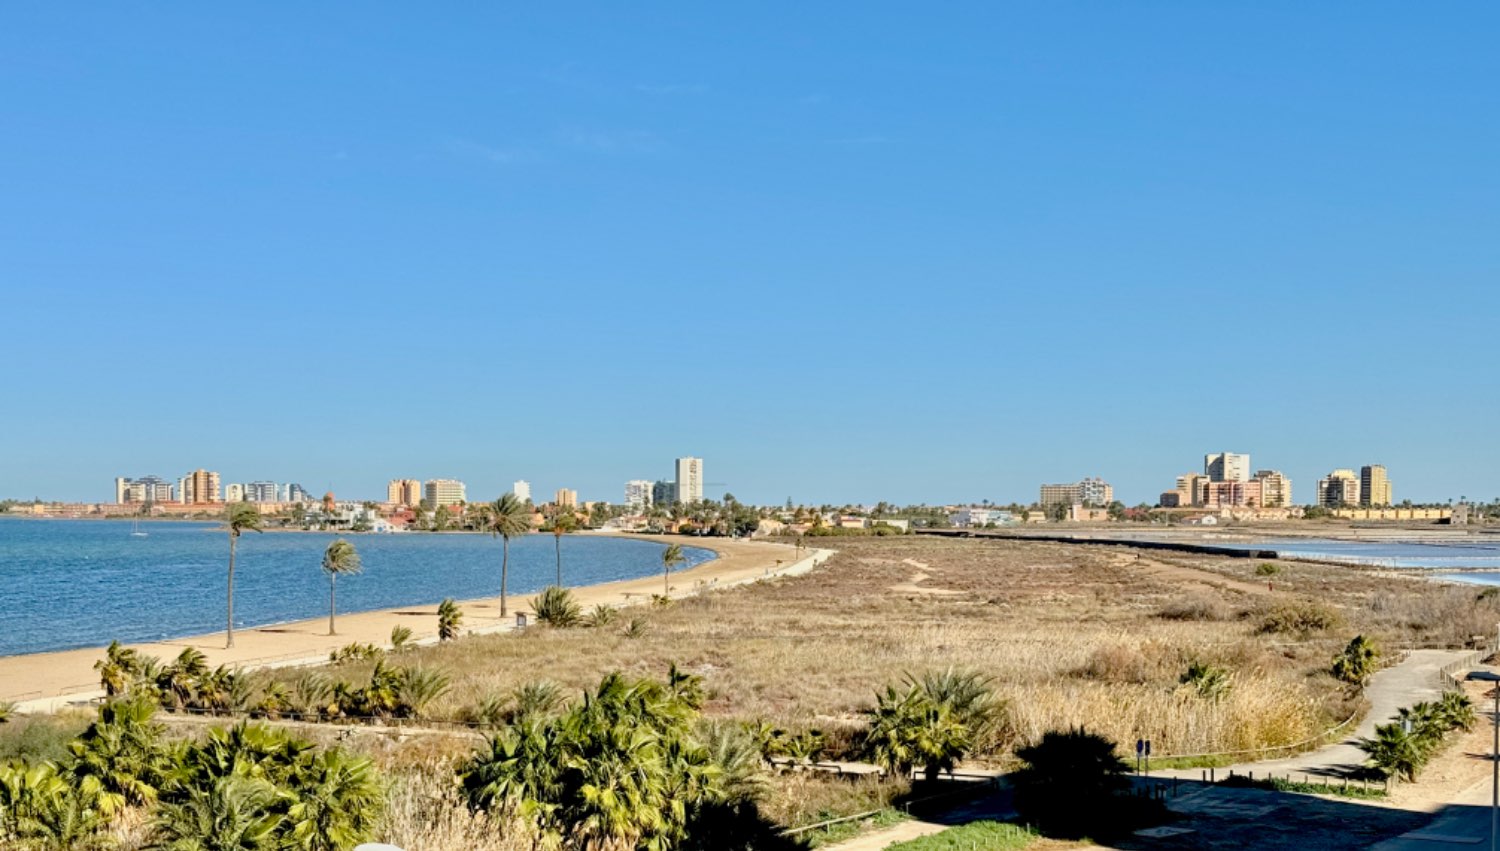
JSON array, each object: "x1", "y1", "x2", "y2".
[{"x1": 948, "y1": 507, "x2": 1015, "y2": 527}]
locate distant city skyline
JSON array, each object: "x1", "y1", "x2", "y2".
[{"x1": 1, "y1": 6, "x2": 1496, "y2": 506}]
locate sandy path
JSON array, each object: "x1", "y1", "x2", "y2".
[{"x1": 1, "y1": 534, "x2": 826, "y2": 712}]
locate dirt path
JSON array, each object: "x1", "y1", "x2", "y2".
[{"x1": 1112, "y1": 552, "x2": 1273, "y2": 597}]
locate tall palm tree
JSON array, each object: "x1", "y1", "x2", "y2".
[
  {"x1": 661, "y1": 544, "x2": 685, "y2": 597},
  {"x1": 321, "y1": 539, "x2": 362, "y2": 636},
  {"x1": 224, "y1": 503, "x2": 263, "y2": 649},
  {"x1": 483, "y1": 494, "x2": 533, "y2": 617},
  {"x1": 549, "y1": 513, "x2": 577, "y2": 587}
]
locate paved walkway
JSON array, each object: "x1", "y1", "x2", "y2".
[{"x1": 1158, "y1": 649, "x2": 1472, "y2": 781}]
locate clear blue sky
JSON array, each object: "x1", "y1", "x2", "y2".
[{"x1": 2, "y1": 4, "x2": 1496, "y2": 507}]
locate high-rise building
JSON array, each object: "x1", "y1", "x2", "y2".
[
  {"x1": 181, "y1": 469, "x2": 222, "y2": 504},
  {"x1": 1039, "y1": 478, "x2": 1114, "y2": 507},
  {"x1": 424, "y1": 479, "x2": 466, "y2": 507},
  {"x1": 513, "y1": 480, "x2": 532, "y2": 503},
  {"x1": 652, "y1": 480, "x2": 677, "y2": 506},
  {"x1": 1360, "y1": 465, "x2": 1392, "y2": 507},
  {"x1": 285, "y1": 483, "x2": 310, "y2": 503},
  {"x1": 675, "y1": 457, "x2": 703, "y2": 505},
  {"x1": 115, "y1": 476, "x2": 172, "y2": 504},
  {"x1": 1204, "y1": 453, "x2": 1250, "y2": 483},
  {"x1": 387, "y1": 479, "x2": 422, "y2": 507},
  {"x1": 624, "y1": 480, "x2": 654, "y2": 510},
  {"x1": 224, "y1": 483, "x2": 245, "y2": 503},
  {"x1": 1317, "y1": 469, "x2": 1361, "y2": 507},
  {"x1": 1253, "y1": 470, "x2": 1293, "y2": 507},
  {"x1": 1173, "y1": 473, "x2": 1211, "y2": 507},
  {"x1": 554, "y1": 488, "x2": 578, "y2": 508},
  {"x1": 246, "y1": 481, "x2": 279, "y2": 503}
]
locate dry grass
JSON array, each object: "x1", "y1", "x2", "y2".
[{"x1": 254, "y1": 537, "x2": 1415, "y2": 762}]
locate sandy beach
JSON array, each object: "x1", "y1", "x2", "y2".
[{"x1": 1, "y1": 534, "x2": 827, "y2": 712}]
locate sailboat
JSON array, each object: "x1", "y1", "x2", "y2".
[{"x1": 130, "y1": 518, "x2": 148, "y2": 538}]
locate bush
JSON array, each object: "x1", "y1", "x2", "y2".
[
  {"x1": 1012, "y1": 728, "x2": 1163, "y2": 838},
  {"x1": 586, "y1": 604, "x2": 617, "y2": 627},
  {"x1": 1180, "y1": 662, "x2": 1234, "y2": 701},
  {"x1": 390, "y1": 625, "x2": 414, "y2": 652},
  {"x1": 1331, "y1": 635, "x2": 1380, "y2": 686},
  {"x1": 1255, "y1": 562, "x2": 1281, "y2": 577},
  {"x1": 1358, "y1": 693, "x2": 1474, "y2": 782},
  {"x1": 438, "y1": 598, "x2": 462, "y2": 641},
  {"x1": 1258, "y1": 599, "x2": 1342, "y2": 635},
  {"x1": 330, "y1": 642, "x2": 382, "y2": 664},
  {"x1": 1157, "y1": 595, "x2": 1234, "y2": 621},
  {"x1": 531, "y1": 586, "x2": 582, "y2": 628}
]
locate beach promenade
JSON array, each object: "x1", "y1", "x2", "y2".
[{"x1": 1, "y1": 534, "x2": 830, "y2": 713}]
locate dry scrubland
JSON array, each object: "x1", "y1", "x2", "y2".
[
  {"x1": 16, "y1": 536, "x2": 1499, "y2": 849},
  {"x1": 265, "y1": 536, "x2": 1500, "y2": 761}
]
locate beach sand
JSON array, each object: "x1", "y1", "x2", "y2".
[{"x1": 1, "y1": 534, "x2": 826, "y2": 712}]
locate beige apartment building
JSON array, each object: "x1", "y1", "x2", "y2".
[
  {"x1": 554, "y1": 488, "x2": 578, "y2": 508},
  {"x1": 424, "y1": 478, "x2": 466, "y2": 507},
  {"x1": 1039, "y1": 477, "x2": 1114, "y2": 507},
  {"x1": 1316, "y1": 469, "x2": 1361, "y2": 507},
  {"x1": 387, "y1": 478, "x2": 422, "y2": 507},
  {"x1": 1204, "y1": 452, "x2": 1250, "y2": 483},
  {"x1": 1360, "y1": 465, "x2": 1393, "y2": 506},
  {"x1": 180, "y1": 469, "x2": 222, "y2": 504},
  {"x1": 1253, "y1": 470, "x2": 1293, "y2": 507}
]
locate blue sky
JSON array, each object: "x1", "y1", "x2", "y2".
[{"x1": 2, "y1": 4, "x2": 1496, "y2": 506}]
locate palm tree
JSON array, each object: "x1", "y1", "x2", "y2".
[
  {"x1": 661, "y1": 543, "x2": 685, "y2": 597},
  {"x1": 223, "y1": 503, "x2": 264, "y2": 649},
  {"x1": 549, "y1": 513, "x2": 577, "y2": 586},
  {"x1": 482, "y1": 494, "x2": 533, "y2": 617},
  {"x1": 437, "y1": 598, "x2": 462, "y2": 641},
  {"x1": 321, "y1": 539, "x2": 362, "y2": 636}
]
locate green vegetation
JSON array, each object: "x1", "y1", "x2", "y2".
[
  {"x1": 1180, "y1": 661, "x2": 1234, "y2": 702},
  {"x1": 1357, "y1": 692, "x2": 1475, "y2": 781},
  {"x1": 223, "y1": 503, "x2": 264, "y2": 649},
  {"x1": 1257, "y1": 598, "x2": 1342, "y2": 635},
  {"x1": 460, "y1": 668, "x2": 800, "y2": 850},
  {"x1": 1012, "y1": 727, "x2": 1162, "y2": 839},
  {"x1": 1217, "y1": 773, "x2": 1388, "y2": 800},
  {"x1": 886, "y1": 821, "x2": 1037, "y2": 850},
  {"x1": 388, "y1": 625, "x2": 413, "y2": 653},
  {"x1": 320, "y1": 538, "x2": 362, "y2": 636},
  {"x1": 546, "y1": 512, "x2": 577, "y2": 586},
  {"x1": 863, "y1": 669, "x2": 998, "y2": 781},
  {"x1": 0, "y1": 699, "x2": 381, "y2": 850},
  {"x1": 437, "y1": 598, "x2": 462, "y2": 641},
  {"x1": 662, "y1": 543, "x2": 686, "y2": 597},
  {"x1": 480, "y1": 493, "x2": 533, "y2": 618},
  {"x1": 1255, "y1": 562, "x2": 1281, "y2": 577},
  {"x1": 531, "y1": 585, "x2": 582, "y2": 628},
  {"x1": 1331, "y1": 635, "x2": 1380, "y2": 687}
]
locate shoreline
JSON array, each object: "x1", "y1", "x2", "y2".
[{"x1": 1, "y1": 534, "x2": 829, "y2": 712}]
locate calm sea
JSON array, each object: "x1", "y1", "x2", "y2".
[{"x1": 0, "y1": 519, "x2": 714, "y2": 657}]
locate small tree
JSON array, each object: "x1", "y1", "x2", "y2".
[
  {"x1": 321, "y1": 539, "x2": 362, "y2": 636},
  {"x1": 437, "y1": 599, "x2": 462, "y2": 641},
  {"x1": 661, "y1": 543, "x2": 686, "y2": 597},
  {"x1": 1332, "y1": 635, "x2": 1380, "y2": 687},
  {"x1": 531, "y1": 586, "x2": 582, "y2": 628}
]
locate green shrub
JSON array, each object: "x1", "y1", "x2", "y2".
[
  {"x1": 1012, "y1": 728, "x2": 1163, "y2": 838},
  {"x1": 531, "y1": 585, "x2": 582, "y2": 628},
  {"x1": 389, "y1": 625, "x2": 414, "y2": 652},
  {"x1": 437, "y1": 598, "x2": 462, "y2": 641},
  {"x1": 586, "y1": 604, "x2": 617, "y2": 627},
  {"x1": 1255, "y1": 562, "x2": 1281, "y2": 577},
  {"x1": 1331, "y1": 635, "x2": 1380, "y2": 686},
  {"x1": 1258, "y1": 599, "x2": 1342, "y2": 635},
  {"x1": 1358, "y1": 694, "x2": 1474, "y2": 782},
  {"x1": 1179, "y1": 662, "x2": 1234, "y2": 701}
]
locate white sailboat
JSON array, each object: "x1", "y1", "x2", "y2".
[{"x1": 130, "y1": 518, "x2": 148, "y2": 538}]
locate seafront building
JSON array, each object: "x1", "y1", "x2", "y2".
[
  {"x1": 178, "y1": 469, "x2": 222, "y2": 504},
  {"x1": 624, "y1": 480, "x2": 654, "y2": 510},
  {"x1": 1316, "y1": 469, "x2": 1362, "y2": 507},
  {"x1": 652, "y1": 480, "x2": 677, "y2": 506},
  {"x1": 554, "y1": 488, "x2": 578, "y2": 508},
  {"x1": 245, "y1": 481, "x2": 278, "y2": 502},
  {"x1": 1039, "y1": 477, "x2": 1114, "y2": 508},
  {"x1": 1361, "y1": 465, "x2": 1393, "y2": 506},
  {"x1": 114, "y1": 475, "x2": 173, "y2": 504},
  {"x1": 285, "y1": 483, "x2": 310, "y2": 503},
  {"x1": 424, "y1": 478, "x2": 466, "y2": 507},
  {"x1": 675, "y1": 457, "x2": 704, "y2": 504},
  {"x1": 225, "y1": 483, "x2": 245, "y2": 502},
  {"x1": 1205, "y1": 452, "x2": 1250, "y2": 483},
  {"x1": 513, "y1": 480, "x2": 532, "y2": 502},
  {"x1": 387, "y1": 478, "x2": 422, "y2": 507},
  {"x1": 1253, "y1": 470, "x2": 1293, "y2": 507}
]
